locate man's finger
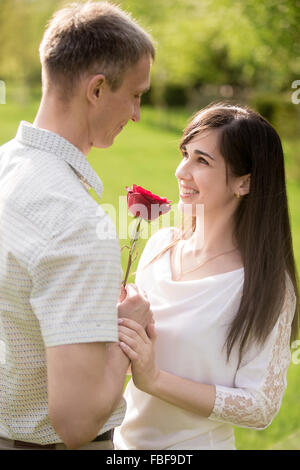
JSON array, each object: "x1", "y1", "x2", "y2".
[
  {"x1": 146, "y1": 322, "x2": 156, "y2": 341},
  {"x1": 118, "y1": 285, "x2": 127, "y2": 303}
]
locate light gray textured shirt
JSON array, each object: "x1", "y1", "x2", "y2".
[{"x1": 0, "y1": 121, "x2": 125, "y2": 444}]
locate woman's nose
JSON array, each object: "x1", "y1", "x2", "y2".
[{"x1": 175, "y1": 159, "x2": 191, "y2": 180}]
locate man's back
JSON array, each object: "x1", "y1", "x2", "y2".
[{"x1": 0, "y1": 122, "x2": 125, "y2": 444}]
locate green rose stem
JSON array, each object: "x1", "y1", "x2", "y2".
[{"x1": 122, "y1": 217, "x2": 142, "y2": 287}]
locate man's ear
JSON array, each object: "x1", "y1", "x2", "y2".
[{"x1": 86, "y1": 74, "x2": 106, "y2": 104}]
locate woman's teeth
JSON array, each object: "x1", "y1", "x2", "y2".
[{"x1": 181, "y1": 189, "x2": 198, "y2": 194}]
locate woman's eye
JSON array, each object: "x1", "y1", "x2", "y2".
[{"x1": 198, "y1": 157, "x2": 208, "y2": 165}]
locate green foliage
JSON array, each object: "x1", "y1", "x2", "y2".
[
  {"x1": 121, "y1": 0, "x2": 300, "y2": 96},
  {"x1": 0, "y1": 0, "x2": 61, "y2": 83},
  {"x1": 249, "y1": 92, "x2": 300, "y2": 140},
  {"x1": 1, "y1": 0, "x2": 300, "y2": 105}
]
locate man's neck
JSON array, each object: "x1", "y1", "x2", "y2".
[{"x1": 33, "y1": 94, "x2": 91, "y2": 156}]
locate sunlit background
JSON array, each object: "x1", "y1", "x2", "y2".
[{"x1": 0, "y1": 0, "x2": 299, "y2": 450}]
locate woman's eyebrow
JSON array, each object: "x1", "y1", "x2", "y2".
[
  {"x1": 182, "y1": 145, "x2": 215, "y2": 161},
  {"x1": 194, "y1": 149, "x2": 215, "y2": 160}
]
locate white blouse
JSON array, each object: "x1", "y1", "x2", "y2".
[{"x1": 114, "y1": 228, "x2": 296, "y2": 450}]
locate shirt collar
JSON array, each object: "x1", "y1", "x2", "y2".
[{"x1": 16, "y1": 121, "x2": 103, "y2": 199}]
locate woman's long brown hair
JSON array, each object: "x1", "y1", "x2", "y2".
[{"x1": 147, "y1": 102, "x2": 299, "y2": 365}]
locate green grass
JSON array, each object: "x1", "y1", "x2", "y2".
[
  {"x1": 234, "y1": 362, "x2": 300, "y2": 450},
  {"x1": 1, "y1": 99, "x2": 300, "y2": 450}
]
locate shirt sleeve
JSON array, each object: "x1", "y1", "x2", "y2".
[
  {"x1": 208, "y1": 275, "x2": 296, "y2": 430},
  {"x1": 29, "y1": 214, "x2": 122, "y2": 347}
]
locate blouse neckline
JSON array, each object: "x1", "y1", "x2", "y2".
[{"x1": 166, "y1": 243, "x2": 244, "y2": 284}]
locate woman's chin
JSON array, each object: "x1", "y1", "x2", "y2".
[{"x1": 178, "y1": 199, "x2": 203, "y2": 217}]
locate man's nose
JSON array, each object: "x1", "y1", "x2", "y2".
[{"x1": 131, "y1": 101, "x2": 141, "y2": 123}]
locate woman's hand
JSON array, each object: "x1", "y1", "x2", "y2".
[{"x1": 118, "y1": 317, "x2": 160, "y2": 394}]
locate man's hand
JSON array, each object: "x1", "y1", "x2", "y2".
[{"x1": 117, "y1": 284, "x2": 153, "y2": 329}]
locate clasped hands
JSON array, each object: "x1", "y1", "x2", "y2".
[{"x1": 117, "y1": 284, "x2": 159, "y2": 394}]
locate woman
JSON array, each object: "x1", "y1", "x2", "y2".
[{"x1": 114, "y1": 103, "x2": 299, "y2": 450}]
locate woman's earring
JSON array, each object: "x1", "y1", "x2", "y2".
[{"x1": 235, "y1": 191, "x2": 241, "y2": 199}]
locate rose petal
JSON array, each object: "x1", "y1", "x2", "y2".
[{"x1": 126, "y1": 185, "x2": 171, "y2": 206}]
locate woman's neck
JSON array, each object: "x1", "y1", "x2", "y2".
[{"x1": 188, "y1": 211, "x2": 238, "y2": 256}]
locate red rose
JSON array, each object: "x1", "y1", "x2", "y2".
[
  {"x1": 122, "y1": 185, "x2": 172, "y2": 286},
  {"x1": 126, "y1": 184, "x2": 172, "y2": 221}
]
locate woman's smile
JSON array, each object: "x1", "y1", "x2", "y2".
[{"x1": 179, "y1": 184, "x2": 199, "y2": 199}]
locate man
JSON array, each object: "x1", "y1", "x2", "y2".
[{"x1": 0, "y1": 2, "x2": 155, "y2": 450}]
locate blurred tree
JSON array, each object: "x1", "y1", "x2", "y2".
[
  {"x1": 241, "y1": 0, "x2": 300, "y2": 90},
  {"x1": 121, "y1": 0, "x2": 300, "y2": 106},
  {"x1": 0, "y1": 0, "x2": 61, "y2": 85},
  {"x1": 0, "y1": 0, "x2": 299, "y2": 107}
]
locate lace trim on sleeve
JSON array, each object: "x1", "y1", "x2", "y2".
[{"x1": 209, "y1": 279, "x2": 296, "y2": 429}]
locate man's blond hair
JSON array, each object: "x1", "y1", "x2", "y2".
[{"x1": 39, "y1": 1, "x2": 155, "y2": 96}]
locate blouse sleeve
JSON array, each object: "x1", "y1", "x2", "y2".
[{"x1": 209, "y1": 275, "x2": 296, "y2": 430}]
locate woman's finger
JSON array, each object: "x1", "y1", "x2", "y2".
[
  {"x1": 119, "y1": 342, "x2": 138, "y2": 361},
  {"x1": 118, "y1": 324, "x2": 141, "y2": 339},
  {"x1": 118, "y1": 318, "x2": 150, "y2": 343},
  {"x1": 118, "y1": 326, "x2": 144, "y2": 348},
  {"x1": 118, "y1": 331, "x2": 138, "y2": 351}
]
